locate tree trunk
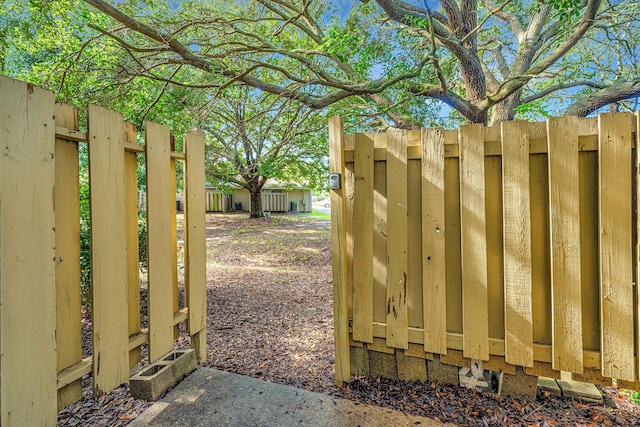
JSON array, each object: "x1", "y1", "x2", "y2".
[
  {"x1": 488, "y1": 90, "x2": 522, "y2": 126},
  {"x1": 249, "y1": 188, "x2": 263, "y2": 218}
]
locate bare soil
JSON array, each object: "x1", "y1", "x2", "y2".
[{"x1": 58, "y1": 212, "x2": 640, "y2": 426}]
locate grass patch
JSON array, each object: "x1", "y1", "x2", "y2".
[{"x1": 304, "y1": 211, "x2": 330, "y2": 220}]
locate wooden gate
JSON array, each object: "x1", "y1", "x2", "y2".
[
  {"x1": 0, "y1": 76, "x2": 207, "y2": 426},
  {"x1": 329, "y1": 114, "x2": 640, "y2": 391}
]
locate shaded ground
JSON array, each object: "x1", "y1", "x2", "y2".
[{"x1": 59, "y1": 212, "x2": 640, "y2": 426}]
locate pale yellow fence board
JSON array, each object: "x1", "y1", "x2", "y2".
[
  {"x1": 345, "y1": 134, "x2": 355, "y2": 319},
  {"x1": 352, "y1": 133, "x2": 374, "y2": 343},
  {"x1": 146, "y1": 122, "x2": 175, "y2": 362},
  {"x1": 171, "y1": 158, "x2": 180, "y2": 339},
  {"x1": 88, "y1": 104, "x2": 130, "y2": 394},
  {"x1": 445, "y1": 158, "x2": 463, "y2": 334},
  {"x1": 501, "y1": 121, "x2": 534, "y2": 367},
  {"x1": 459, "y1": 124, "x2": 489, "y2": 361},
  {"x1": 329, "y1": 117, "x2": 350, "y2": 385},
  {"x1": 54, "y1": 104, "x2": 83, "y2": 409},
  {"x1": 598, "y1": 113, "x2": 635, "y2": 381},
  {"x1": 372, "y1": 134, "x2": 388, "y2": 324},
  {"x1": 184, "y1": 130, "x2": 207, "y2": 362},
  {"x1": 125, "y1": 124, "x2": 142, "y2": 368},
  {"x1": 421, "y1": 129, "x2": 447, "y2": 354},
  {"x1": 637, "y1": 111, "x2": 640, "y2": 382},
  {"x1": 0, "y1": 76, "x2": 57, "y2": 426},
  {"x1": 385, "y1": 128, "x2": 409, "y2": 349},
  {"x1": 407, "y1": 152, "x2": 424, "y2": 329},
  {"x1": 485, "y1": 154, "x2": 505, "y2": 341},
  {"x1": 547, "y1": 116, "x2": 583, "y2": 374}
]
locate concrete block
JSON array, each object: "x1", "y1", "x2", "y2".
[
  {"x1": 130, "y1": 349, "x2": 197, "y2": 401},
  {"x1": 368, "y1": 350, "x2": 398, "y2": 379},
  {"x1": 557, "y1": 379, "x2": 603, "y2": 403},
  {"x1": 396, "y1": 350, "x2": 427, "y2": 382},
  {"x1": 427, "y1": 356, "x2": 458, "y2": 386},
  {"x1": 350, "y1": 345, "x2": 370, "y2": 377},
  {"x1": 498, "y1": 367, "x2": 538, "y2": 400},
  {"x1": 538, "y1": 377, "x2": 562, "y2": 396}
]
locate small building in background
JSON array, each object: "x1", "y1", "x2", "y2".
[{"x1": 204, "y1": 181, "x2": 313, "y2": 213}]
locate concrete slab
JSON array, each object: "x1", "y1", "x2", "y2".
[
  {"x1": 537, "y1": 377, "x2": 561, "y2": 397},
  {"x1": 557, "y1": 379, "x2": 603, "y2": 403},
  {"x1": 130, "y1": 368, "x2": 450, "y2": 427}
]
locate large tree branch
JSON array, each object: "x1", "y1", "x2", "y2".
[
  {"x1": 565, "y1": 79, "x2": 640, "y2": 117},
  {"x1": 520, "y1": 80, "x2": 606, "y2": 104}
]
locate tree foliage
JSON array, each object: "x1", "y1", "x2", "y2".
[
  {"x1": 204, "y1": 86, "x2": 328, "y2": 218},
  {"x1": 76, "y1": 0, "x2": 639, "y2": 126}
]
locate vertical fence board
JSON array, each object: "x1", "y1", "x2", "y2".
[
  {"x1": 637, "y1": 111, "x2": 640, "y2": 382},
  {"x1": 329, "y1": 117, "x2": 350, "y2": 384},
  {"x1": 345, "y1": 134, "x2": 355, "y2": 320},
  {"x1": 598, "y1": 113, "x2": 635, "y2": 381},
  {"x1": 579, "y1": 151, "x2": 600, "y2": 354},
  {"x1": 407, "y1": 135, "x2": 424, "y2": 330},
  {"x1": 146, "y1": 122, "x2": 175, "y2": 362},
  {"x1": 485, "y1": 154, "x2": 505, "y2": 341},
  {"x1": 445, "y1": 158, "x2": 463, "y2": 334},
  {"x1": 0, "y1": 77, "x2": 57, "y2": 425},
  {"x1": 55, "y1": 104, "x2": 83, "y2": 409},
  {"x1": 171, "y1": 158, "x2": 179, "y2": 339},
  {"x1": 547, "y1": 116, "x2": 583, "y2": 374},
  {"x1": 373, "y1": 134, "x2": 388, "y2": 324},
  {"x1": 88, "y1": 104, "x2": 129, "y2": 394},
  {"x1": 352, "y1": 134, "x2": 374, "y2": 343},
  {"x1": 184, "y1": 130, "x2": 207, "y2": 363},
  {"x1": 422, "y1": 129, "x2": 447, "y2": 354},
  {"x1": 501, "y1": 121, "x2": 534, "y2": 367},
  {"x1": 125, "y1": 124, "x2": 142, "y2": 368},
  {"x1": 386, "y1": 129, "x2": 409, "y2": 349},
  {"x1": 530, "y1": 153, "x2": 552, "y2": 347},
  {"x1": 459, "y1": 124, "x2": 490, "y2": 361}
]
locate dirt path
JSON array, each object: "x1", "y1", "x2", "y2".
[{"x1": 58, "y1": 213, "x2": 640, "y2": 426}]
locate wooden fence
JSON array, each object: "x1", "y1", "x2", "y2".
[
  {"x1": 329, "y1": 113, "x2": 640, "y2": 392},
  {"x1": 0, "y1": 76, "x2": 207, "y2": 426}
]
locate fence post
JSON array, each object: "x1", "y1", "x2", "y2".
[
  {"x1": 184, "y1": 129, "x2": 207, "y2": 363},
  {"x1": 329, "y1": 117, "x2": 350, "y2": 385},
  {"x1": 1, "y1": 77, "x2": 58, "y2": 425}
]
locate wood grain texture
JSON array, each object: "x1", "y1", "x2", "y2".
[
  {"x1": 459, "y1": 124, "x2": 490, "y2": 361},
  {"x1": 88, "y1": 104, "x2": 130, "y2": 394},
  {"x1": 329, "y1": 117, "x2": 350, "y2": 384},
  {"x1": 598, "y1": 112, "x2": 635, "y2": 381},
  {"x1": 421, "y1": 129, "x2": 447, "y2": 354},
  {"x1": 501, "y1": 121, "x2": 534, "y2": 367},
  {"x1": 352, "y1": 133, "x2": 374, "y2": 343},
  {"x1": 171, "y1": 159, "x2": 179, "y2": 339},
  {"x1": 184, "y1": 130, "x2": 207, "y2": 363},
  {"x1": 0, "y1": 77, "x2": 57, "y2": 425},
  {"x1": 372, "y1": 134, "x2": 388, "y2": 324},
  {"x1": 386, "y1": 128, "x2": 409, "y2": 350},
  {"x1": 124, "y1": 124, "x2": 142, "y2": 368},
  {"x1": 547, "y1": 116, "x2": 583, "y2": 374},
  {"x1": 145, "y1": 122, "x2": 175, "y2": 362},
  {"x1": 637, "y1": 111, "x2": 640, "y2": 382},
  {"x1": 54, "y1": 104, "x2": 83, "y2": 409}
]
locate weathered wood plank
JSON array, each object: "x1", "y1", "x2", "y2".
[
  {"x1": 598, "y1": 112, "x2": 635, "y2": 381},
  {"x1": 146, "y1": 122, "x2": 175, "y2": 362},
  {"x1": 171, "y1": 158, "x2": 179, "y2": 339},
  {"x1": 547, "y1": 116, "x2": 583, "y2": 374},
  {"x1": 184, "y1": 130, "x2": 207, "y2": 363},
  {"x1": 373, "y1": 134, "x2": 388, "y2": 325},
  {"x1": 352, "y1": 133, "x2": 374, "y2": 343},
  {"x1": 386, "y1": 128, "x2": 409, "y2": 350},
  {"x1": 0, "y1": 77, "x2": 57, "y2": 425},
  {"x1": 54, "y1": 104, "x2": 83, "y2": 409},
  {"x1": 125, "y1": 124, "x2": 142, "y2": 369},
  {"x1": 459, "y1": 124, "x2": 490, "y2": 361},
  {"x1": 637, "y1": 111, "x2": 640, "y2": 382},
  {"x1": 88, "y1": 104, "x2": 130, "y2": 394},
  {"x1": 501, "y1": 121, "x2": 534, "y2": 367},
  {"x1": 329, "y1": 117, "x2": 350, "y2": 384},
  {"x1": 421, "y1": 129, "x2": 447, "y2": 355}
]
